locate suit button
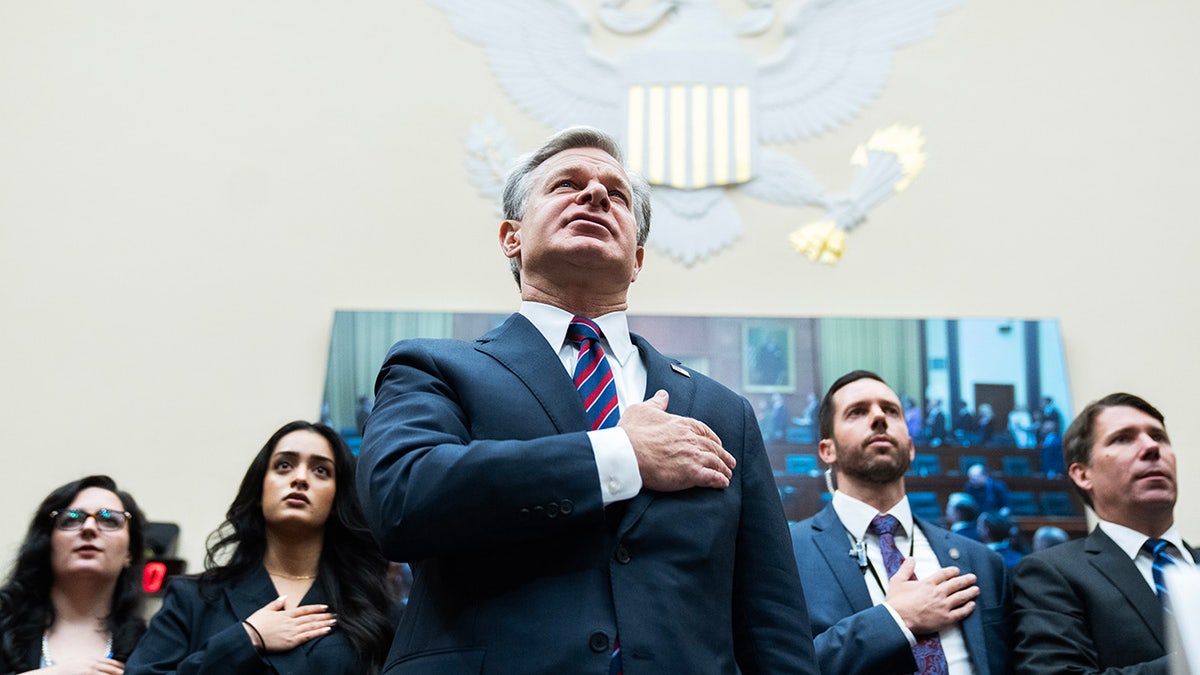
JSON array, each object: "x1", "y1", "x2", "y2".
[
  {"x1": 519, "y1": 508, "x2": 530, "y2": 520},
  {"x1": 614, "y1": 545, "x2": 631, "y2": 564},
  {"x1": 533, "y1": 505, "x2": 544, "y2": 518},
  {"x1": 560, "y1": 499, "x2": 574, "y2": 515},
  {"x1": 589, "y1": 632, "x2": 610, "y2": 653},
  {"x1": 546, "y1": 502, "x2": 560, "y2": 518}
]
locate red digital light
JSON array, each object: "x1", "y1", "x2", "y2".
[{"x1": 143, "y1": 561, "x2": 167, "y2": 594}]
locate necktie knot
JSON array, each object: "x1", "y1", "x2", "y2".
[
  {"x1": 567, "y1": 316, "x2": 619, "y2": 431},
  {"x1": 1143, "y1": 538, "x2": 1176, "y2": 563},
  {"x1": 870, "y1": 513, "x2": 902, "y2": 538},
  {"x1": 870, "y1": 514, "x2": 907, "y2": 579},
  {"x1": 567, "y1": 316, "x2": 604, "y2": 346}
]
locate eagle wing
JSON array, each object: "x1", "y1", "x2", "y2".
[
  {"x1": 430, "y1": 0, "x2": 622, "y2": 130},
  {"x1": 757, "y1": 0, "x2": 962, "y2": 143}
]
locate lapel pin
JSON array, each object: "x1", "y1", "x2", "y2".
[
  {"x1": 948, "y1": 547, "x2": 961, "y2": 560},
  {"x1": 670, "y1": 364, "x2": 690, "y2": 378}
]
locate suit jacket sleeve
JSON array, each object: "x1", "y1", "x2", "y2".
[
  {"x1": 358, "y1": 339, "x2": 607, "y2": 561},
  {"x1": 1012, "y1": 552, "x2": 1168, "y2": 675},
  {"x1": 814, "y1": 604, "x2": 916, "y2": 675},
  {"x1": 126, "y1": 580, "x2": 265, "y2": 675},
  {"x1": 731, "y1": 397, "x2": 820, "y2": 675}
]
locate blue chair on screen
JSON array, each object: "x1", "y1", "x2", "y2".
[
  {"x1": 907, "y1": 492, "x2": 942, "y2": 522},
  {"x1": 786, "y1": 425, "x2": 816, "y2": 443},
  {"x1": 786, "y1": 454, "x2": 820, "y2": 476},
  {"x1": 1039, "y1": 491, "x2": 1079, "y2": 516},
  {"x1": 908, "y1": 454, "x2": 941, "y2": 476},
  {"x1": 1007, "y1": 491, "x2": 1039, "y2": 516},
  {"x1": 1003, "y1": 455, "x2": 1032, "y2": 476},
  {"x1": 959, "y1": 455, "x2": 986, "y2": 476}
]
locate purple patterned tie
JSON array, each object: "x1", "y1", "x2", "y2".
[
  {"x1": 567, "y1": 317, "x2": 623, "y2": 673},
  {"x1": 870, "y1": 514, "x2": 949, "y2": 675},
  {"x1": 566, "y1": 317, "x2": 620, "y2": 430}
]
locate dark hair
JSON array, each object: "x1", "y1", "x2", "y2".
[
  {"x1": 1062, "y1": 392, "x2": 1165, "y2": 508},
  {"x1": 947, "y1": 493, "x2": 980, "y2": 523},
  {"x1": 1032, "y1": 526, "x2": 1069, "y2": 550},
  {"x1": 818, "y1": 370, "x2": 888, "y2": 440},
  {"x1": 201, "y1": 421, "x2": 393, "y2": 674},
  {"x1": 0, "y1": 475, "x2": 146, "y2": 669},
  {"x1": 977, "y1": 511, "x2": 1013, "y2": 544},
  {"x1": 501, "y1": 125, "x2": 653, "y2": 286}
]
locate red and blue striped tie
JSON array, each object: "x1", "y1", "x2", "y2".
[
  {"x1": 567, "y1": 317, "x2": 623, "y2": 673},
  {"x1": 567, "y1": 316, "x2": 620, "y2": 431}
]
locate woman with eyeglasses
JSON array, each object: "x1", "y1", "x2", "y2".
[
  {"x1": 126, "y1": 421, "x2": 393, "y2": 675},
  {"x1": 0, "y1": 474, "x2": 147, "y2": 674}
]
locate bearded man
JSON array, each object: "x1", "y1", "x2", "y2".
[{"x1": 790, "y1": 370, "x2": 1011, "y2": 675}]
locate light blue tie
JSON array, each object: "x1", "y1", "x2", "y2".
[{"x1": 1142, "y1": 538, "x2": 1177, "y2": 613}]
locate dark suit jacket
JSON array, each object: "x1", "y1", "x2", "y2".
[
  {"x1": 790, "y1": 503, "x2": 1011, "y2": 675},
  {"x1": 126, "y1": 566, "x2": 362, "y2": 675},
  {"x1": 1012, "y1": 526, "x2": 1198, "y2": 674},
  {"x1": 357, "y1": 313, "x2": 817, "y2": 674}
]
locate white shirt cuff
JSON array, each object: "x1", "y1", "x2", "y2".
[
  {"x1": 882, "y1": 602, "x2": 917, "y2": 646},
  {"x1": 589, "y1": 428, "x2": 642, "y2": 505}
]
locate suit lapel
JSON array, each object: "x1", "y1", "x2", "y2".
[
  {"x1": 810, "y1": 504, "x2": 875, "y2": 612},
  {"x1": 227, "y1": 568, "x2": 335, "y2": 673},
  {"x1": 225, "y1": 566, "x2": 277, "y2": 625},
  {"x1": 476, "y1": 323, "x2": 696, "y2": 535},
  {"x1": 1086, "y1": 528, "x2": 1165, "y2": 648},
  {"x1": 475, "y1": 313, "x2": 589, "y2": 434},
  {"x1": 635, "y1": 333, "x2": 695, "y2": 418},
  {"x1": 920, "y1": 519, "x2": 989, "y2": 672},
  {"x1": 286, "y1": 579, "x2": 331, "y2": 662},
  {"x1": 921, "y1": 518, "x2": 966, "y2": 569},
  {"x1": 616, "y1": 335, "x2": 693, "y2": 535}
]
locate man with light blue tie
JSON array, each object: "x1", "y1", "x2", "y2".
[
  {"x1": 790, "y1": 370, "x2": 1011, "y2": 675},
  {"x1": 357, "y1": 126, "x2": 817, "y2": 674},
  {"x1": 1013, "y1": 392, "x2": 1198, "y2": 673}
]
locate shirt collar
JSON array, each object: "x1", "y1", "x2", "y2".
[
  {"x1": 832, "y1": 491, "x2": 914, "y2": 541},
  {"x1": 1098, "y1": 519, "x2": 1192, "y2": 563},
  {"x1": 519, "y1": 301, "x2": 636, "y2": 366}
]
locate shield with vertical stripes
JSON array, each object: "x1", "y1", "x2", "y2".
[{"x1": 622, "y1": 49, "x2": 757, "y2": 190}]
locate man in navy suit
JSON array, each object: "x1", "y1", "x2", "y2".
[
  {"x1": 357, "y1": 126, "x2": 817, "y2": 674},
  {"x1": 1012, "y1": 392, "x2": 1197, "y2": 673},
  {"x1": 790, "y1": 370, "x2": 1010, "y2": 674}
]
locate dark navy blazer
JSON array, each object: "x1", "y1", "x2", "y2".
[
  {"x1": 1013, "y1": 526, "x2": 1198, "y2": 674},
  {"x1": 790, "y1": 503, "x2": 1011, "y2": 675},
  {"x1": 357, "y1": 313, "x2": 818, "y2": 674},
  {"x1": 126, "y1": 566, "x2": 362, "y2": 675}
]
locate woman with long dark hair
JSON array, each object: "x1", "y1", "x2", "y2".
[
  {"x1": 0, "y1": 474, "x2": 147, "y2": 673},
  {"x1": 127, "y1": 421, "x2": 393, "y2": 674}
]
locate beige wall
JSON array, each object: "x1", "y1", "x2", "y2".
[{"x1": 1, "y1": 0, "x2": 1196, "y2": 569}]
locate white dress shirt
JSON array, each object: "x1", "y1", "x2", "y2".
[
  {"x1": 1097, "y1": 519, "x2": 1196, "y2": 592},
  {"x1": 831, "y1": 491, "x2": 975, "y2": 675},
  {"x1": 520, "y1": 302, "x2": 645, "y2": 504}
]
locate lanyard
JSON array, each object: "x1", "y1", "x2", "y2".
[{"x1": 849, "y1": 528, "x2": 916, "y2": 596}]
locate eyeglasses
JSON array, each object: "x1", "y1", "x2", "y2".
[{"x1": 48, "y1": 508, "x2": 132, "y2": 531}]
